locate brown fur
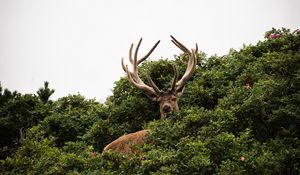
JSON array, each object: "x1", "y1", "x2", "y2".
[{"x1": 103, "y1": 129, "x2": 150, "y2": 154}]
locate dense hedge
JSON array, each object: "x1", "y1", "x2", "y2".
[{"x1": 1, "y1": 28, "x2": 300, "y2": 174}]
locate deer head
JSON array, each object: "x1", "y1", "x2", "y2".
[{"x1": 121, "y1": 36, "x2": 198, "y2": 117}]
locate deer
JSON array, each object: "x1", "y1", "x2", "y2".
[{"x1": 103, "y1": 36, "x2": 198, "y2": 154}]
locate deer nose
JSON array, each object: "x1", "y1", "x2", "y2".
[{"x1": 163, "y1": 105, "x2": 172, "y2": 113}]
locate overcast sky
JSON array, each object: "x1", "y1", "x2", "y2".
[{"x1": 0, "y1": 0, "x2": 299, "y2": 102}]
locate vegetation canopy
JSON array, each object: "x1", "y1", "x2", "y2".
[{"x1": 1, "y1": 28, "x2": 300, "y2": 174}]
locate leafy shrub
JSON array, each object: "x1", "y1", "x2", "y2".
[
  {"x1": 37, "y1": 94, "x2": 108, "y2": 147},
  {"x1": 1, "y1": 28, "x2": 299, "y2": 174}
]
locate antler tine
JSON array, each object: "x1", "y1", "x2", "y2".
[
  {"x1": 170, "y1": 64, "x2": 179, "y2": 92},
  {"x1": 133, "y1": 38, "x2": 143, "y2": 71},
  {"x1": 138, "y1": 40, "x2": 160, "y2": 65},
  {"x1": 147, "y1": 72, "x2": 162, "y2": 94},
  {"x1": 125, "y1": 65, "x2": 157, "y2": 94},
  {"x1": 171, "y1": 36, "x2": 197, "y2": 92},
  {"x1": 124, "y1": 39, "x2": 160, "y2": 71},
  {"x1": 122, "y1": 42, "x2": 138, "y2": 72},
  {"x1": 129, "y1": 44, "x2": 134, "y2": 64},
  {"x1": 122, "y1": 38, "x2": 161, "y2": 97},
  {"x1": 121, "y1": 57, "x2": 127, "y2": 72},
  {"x1": 170, "y1": 35, "x2": 190, "y2": 54}
]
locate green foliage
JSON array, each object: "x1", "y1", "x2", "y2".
[
  {"x1": 37, "y1": 81, "x2": 55, "y2": 103},
  {"x1": 38, "y1": 94, "x2": 108, "y2": 147},
  {"x1": 0, "y1": 127, "x2": 103, "y2": 175},
  {"x1": 0, "y1": 88, "x2": 52, "y2": 159},
  {"x1": 1, "y1": 28, "x2": 300, "y2": 174}
]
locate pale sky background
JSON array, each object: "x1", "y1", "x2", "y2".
[{"x1": 0, "y1": 0, "x2": 299, "y2": 102}]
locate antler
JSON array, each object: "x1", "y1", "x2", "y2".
[
  {"x1": 121, "y1": 38, "x2": 161, "y2": 96},
  {"x1": 122, "y1": 36, "x2": 197, "y2": 97},
  {"x1": 170, "y1": 35, "x2": 198, "y2": 92}
]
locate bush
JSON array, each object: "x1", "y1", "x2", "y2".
[{"x1": 1, "y1": 28, "x2": 299, "y2": 174}]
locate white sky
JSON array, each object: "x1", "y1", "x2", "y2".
[{"x1": 0, "y1": 0, "x2": 299, "y2": 102}]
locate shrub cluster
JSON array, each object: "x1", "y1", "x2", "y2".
[{"x1": 1, "y1": 28, "x2": 299, "y2": 174}]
